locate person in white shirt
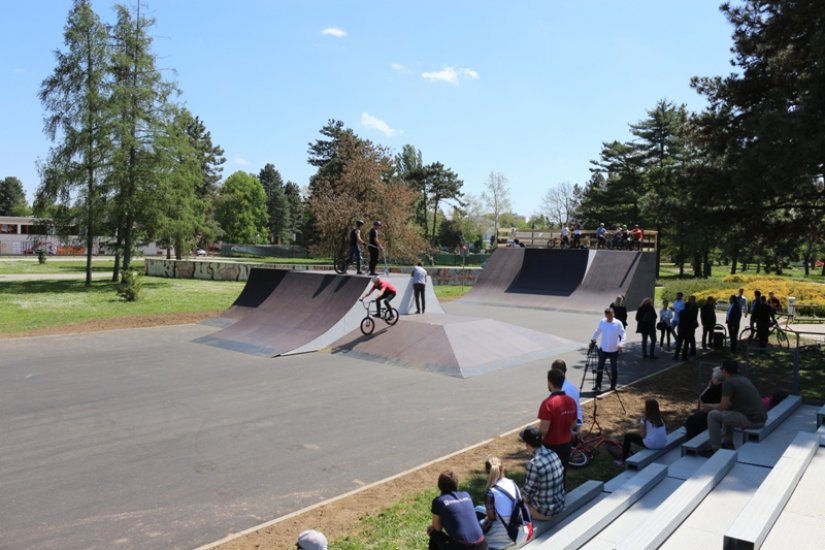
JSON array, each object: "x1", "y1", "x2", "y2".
[
  {"x1": 410, "y1": 262, "x2": 428, "y2": 314},
  {"x1": 590, "y1": 308, "x2": 626, "y2": 392},
  {"x1": 552, "y1": 359, "x2": 582, "y2": 427}
]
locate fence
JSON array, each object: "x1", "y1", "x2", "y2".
[{"x1": 743, "y1": 329, "x2": 825, "y2": 399}]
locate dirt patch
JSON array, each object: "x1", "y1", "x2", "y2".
[{"x1": 0, "y1": 312, "x2": 218, "y2": 340}]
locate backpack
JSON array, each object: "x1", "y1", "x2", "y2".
[{"x1": 492, "y1": 482, "x2": 534, "y2": 547}]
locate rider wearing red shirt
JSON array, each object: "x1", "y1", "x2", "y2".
[
  {"x1": 629, "y1": 225, "x2": 644, "y2": 249},
  {"x1": 362, "y1": 276, "x2": 397, "y2": 318}
]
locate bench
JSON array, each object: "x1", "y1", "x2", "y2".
[
  {"x1": 681, "y1": 430, "x2": 711, "y2": 456},
  {"x1": 723, "y1": 431, "x2": 819, "y2": 550},
  {"x1": 616, "y1": 449, "x2": 737, "y2": 550},
  {"x1": 529, "y1": 479, "x2": 603, "y2": 539},
  {"x1": 625, "y1": 427, "x2": 686, "y2": 470},
  {"x1": 817, "y1": 403, "x2": 825, "y2": 428},
  {"x1": 742, "y1": 394, "x2": 802, "y2": 443},
  {"x1": 532, "y1": 463, "x2": 667, "y2": 549}
]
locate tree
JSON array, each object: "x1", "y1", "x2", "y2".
[
  {"x1": 107, "y1": 1, "x2": 177, "y2": 278},
  {"x1": 215, "y1": 171, "x2": 268, "y2": 244},
  {"x1": 541, "y1": 182, "x2": 579, "y2": 227},
  {"x1": 0, "y1": 177, "x2": 30, "y2": 216},
  {"x1": 37, "y1": 0, "x2": 111, "y2": 286},
  {"x1": 283, "y1": 181, "x2": 303, "y2": 244},
  {"x1": 481, "y1": 171, "x2": 511, "y2": 239},
  {"x1": 422, "y1": 162, "x2": 463, "y2": 249},
  {"x1": 183, "y1": 112, "x2": 225, "y2": 246},
  {"x1": 259, "y1": 163, "x2": 289, "y2": 244}
]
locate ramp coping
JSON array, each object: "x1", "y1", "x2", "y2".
[
  {"x1": 615, "y1": 449, "x2": 737, "y2": 550},
  {"x1": 723, "y1": 431, "x2": 819, "y2": 550},
  {"x1": 533, "y1": 463, "x2": 667, "y2": 549}
]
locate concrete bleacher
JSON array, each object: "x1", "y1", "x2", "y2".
[
  {"x1": 625, "y1": 427, "x2": 686, "y2": 471},
  {"x1": 817, "y1": 403, "x2": 825, "y2": 428},
  {"x1": 523, "y1": 403, "x2": 822, "y2": 550}
]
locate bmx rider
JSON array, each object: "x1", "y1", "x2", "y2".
[{"x1": 361, "y1": 276, "x2": 397, "y2": 319}]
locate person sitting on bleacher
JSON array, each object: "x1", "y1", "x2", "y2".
[
  {"x1": 684, "y1": 366, "x2": 724, "y2": 439},
  {"x1": 519, "y1": 426, "x2": 565, "y2": 521},
  {"x1": 617, "y1": 398, "x2": 667, "y2": 466},
  {"x1": 703, "y1": 360, "x2": 767, "y2": 451}
]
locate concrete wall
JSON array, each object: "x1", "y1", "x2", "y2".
[{"x1": 144, "y1": 258, "x2": 480, "y2": 285}]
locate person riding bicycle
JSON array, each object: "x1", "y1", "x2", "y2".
[
  {"x1": 348, "y1": 219, "x2": 366, "y2": 274},
  {"x1": 361, "y1": 276, "x2": 397, "y2": 319}
]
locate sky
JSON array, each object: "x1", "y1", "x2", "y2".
[{"x1": 1, "y1": 1, "x2": 738, "y2": 218}]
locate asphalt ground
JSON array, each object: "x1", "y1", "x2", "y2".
[{"x1": 0, "y1": 301, "x2": 685, "y2": 550}]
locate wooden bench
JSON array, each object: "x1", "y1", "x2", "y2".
[
  {"x1": 723, "y1": 431, "x2": 819, "y2": 550},
  {"x1": 817, "y1": 403, "x2": 825, "y2": 428},
  {"x1": 530, "y1": 479, "x2": 603, "y2": 539},
  {"x1": 625, "y1": 427, "x2": 686, "y2": 470},
  {"x1": 742, "y1": 394, "x2": 802, "y2": 443}
]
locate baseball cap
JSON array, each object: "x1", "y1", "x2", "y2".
[
  {"x1": 519, "y1": 426, "x2": 542, "y2": 447},
  {"x1": 297, "y1": 529, "x2": 328, "y2": 550}
]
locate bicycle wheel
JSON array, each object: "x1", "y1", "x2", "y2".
[
  {"x1": 738, "y1": 327, "x2": 755, "y2": 344},
  {"x1": 360, "y1": 316, "x2": 375, "y2": 335},
  {"x1": 770, "y1": 328, "x2": 790, "y2": 348},
  {"x1": 333, "y1": 258, "x2": 348, "y2": 275},
  {"x1": 568, "y1": 448, "x2": 589, "y2": 468},
  {"x1": 385, "y1": 307, "x2": 399, "y2": 326}
]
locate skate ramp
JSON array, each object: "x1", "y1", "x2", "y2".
[
  {"x1": 196, "y1": 271, "x2": 442, "y2": 356},
  {"x1": 460, "y1": 248, "x2": 655, "y2": 313},
  {"x1": 200, "y1": 267, "x2": 287, "y2": 328},
  {"x1": 329, "y1": 314, "x2": 580, "y2": 378}
]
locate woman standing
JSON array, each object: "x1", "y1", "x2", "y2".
[
  {"x1": 658, "y1": 300, "x2": 675, "y2": 350},
  {"x1": 610, "y1": 295, "x2": 628, "y2": 329},
  {"x1": 617, "y1": 399, "x2": 668, "y2": 465},
  {"x1": 635, "y1": 297, "x2": 658, "y2": 359}
]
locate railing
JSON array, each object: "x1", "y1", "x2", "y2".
[
  {"x1": 743, "y1": 328, "x2": 825, "y2": 397},
  {"x1": 496, "y1": 228, "x2": 659, "y2": 252}
]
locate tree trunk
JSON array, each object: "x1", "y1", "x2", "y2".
[
  {"x1": 431, "y1": 198, "x2": 440, "y2": 249},
  {"x1": 730, "y1": 249, "x2": 738, "y2": 275},
  {"x1": 678, "y1": 243, "x2": 685, "y2": 278}
]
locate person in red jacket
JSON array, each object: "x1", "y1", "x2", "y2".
[
  {"x1": 628, "y1": 225, "x2": 644, "y2": 250},
  {"x1": 361, "y1": 276, "x2": 397, "y2": 319},
  {"x1": 537, "y1": 369, "x2": 578, "y2": 472}
]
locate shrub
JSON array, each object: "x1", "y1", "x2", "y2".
[
  {"x1": 116, "y1": 270, "x2": 142, "y2": 302},
  {"x1": 37, "y1": 249, "x2": 47, "y2": 264}
]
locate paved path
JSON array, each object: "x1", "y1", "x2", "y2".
[{"x1": 0, "y1": 303, "x2": 689, "y2": 549}]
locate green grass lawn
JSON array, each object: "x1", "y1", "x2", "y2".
[
  {"x1": 0, "y1": 258, "x2": 145, "y2": 274},
  {"x1": 0, "y1": 277, "x2": 242, "y2": 334}
]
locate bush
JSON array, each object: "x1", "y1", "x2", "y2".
[
  {"x1": 37, "y1": 249, "x2": 47, "y2": 264},
  {"x1": 116, "y1": 270, "x2": 142, "y2": 302}
]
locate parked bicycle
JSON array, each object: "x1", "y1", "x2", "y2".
[
  {"x1": 359, "y1": 298, "x2": 399, "y2": 335},
  {"x1": 333, "y1": 249, "x2": 363, "y2": 275}
]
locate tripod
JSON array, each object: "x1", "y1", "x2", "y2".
[{"x1": 580, "y1": 344, "x2": 626, "y2": 415}]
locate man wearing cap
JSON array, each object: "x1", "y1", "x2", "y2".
[
  {"x1": 367, "y1": 220, "x2": 383, "y2": 276},
  {"x1": 296, "y1": 529, "x2": 328, "y2": 550},
  {"x1": 590, "y1": 308, "x2": 626, "y2": 392},
  {"x1": 347, "y1": 219, "x2": 366, "y2": 274},
  {"x1": 702, "y1": 360, "x2": 767, "y2": 451},
  {"x1": 537, "y1": 369, "x2": 578, "y2": 471},
  {"x1": 519, "y1": 426, "x2": 565, "y2": 520}
]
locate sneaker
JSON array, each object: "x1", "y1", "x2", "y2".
[{"x1": 591, "y1": 385, "x2": 602, "y2": 392}]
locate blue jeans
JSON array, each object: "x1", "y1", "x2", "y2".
[
  {"x1": 642, "y1": 333, "x2": 656, "y2": 357},
  {"x1": 595, "y1": 349, "x2": 618, "y2": 389},
  {"x1": 347, "y1": 244, "x2": 363, "y2": 272}
]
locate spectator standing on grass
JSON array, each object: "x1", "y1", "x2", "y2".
[
  {"x1": 590, "y1": 308, "x2": 626, "y2": 392},
  {"x1": 635, "y1": 297, "x2": 658, "y2": 359},
  {"x1": 427, "y1": 471, "x2": 488, "y2": 550},
  {"x1": 519, "y1": 426, "x2": 565, "y2": 521},
  {"x1": 537, "y1": 369, "x2": 578, "y2": 471},
  {"x1": 411, "y1": 262, "x2": 428, "y2": 314},
  {"x1": 726, "y1": 295, "x2": 742, "y2": 353},
  {"x1": 610, "y1": 295, "x2": 628, "y2": 329},
  {"x1": 700, "y1": 297, "x2": 717, "y2": 350},
  {"x1": 703, "y1": 360, "x2": 767, "y2": 451},
  {"x1": 618, "y1": 398, "x2": 667, "y2": 465},
  {"x1": 658, "y1": 299, "x2": 675, "y2": 350}
]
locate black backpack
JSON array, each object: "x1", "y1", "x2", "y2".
[{"x1": 492, "y1": 482, "x2": 534, "y2": 545}]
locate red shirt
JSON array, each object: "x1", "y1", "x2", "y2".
[
  {"x1": 373, "y1": 279, "x2": 397, "y2": 293},
  {"x1": 537, "y1": 392, "x2": 577, "y2": 445}
]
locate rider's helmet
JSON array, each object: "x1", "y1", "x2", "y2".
[
  {"x1": 599, "y1": 222, "x2": 605, "y2": 227},
  {"x1": 371, "y1": 275, "x2": 380, "y2": 283},
  {"x1": 373, "y1": 220, "x2": 382, "y2": 226},
  {"x1": 356, "y1": 219, "x2": 364, "y2": 226}
]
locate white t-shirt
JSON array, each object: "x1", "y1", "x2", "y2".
[
  {"x1": 592, "y1": 318, "x2": 626, "y2": 352},
  {"x1": 411, "y1": 265, "x2": 427, "y2": 285},
  {"x1": 642, "y1": 419, "x2": 667, "y2": 449},
  {"x1": 561, "y1": 378, "x2": 583, "y2": 424}
]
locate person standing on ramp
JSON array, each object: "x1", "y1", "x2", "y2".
[
  {"x1": 348, "y1": 219, "x2": 366, "y2": 274},
  {"x1": 411, "y1": 261, "x2": 428, "y2": 314},
  {"x1": 367, "y1": 220, "x2": 383, "y2": 276},
  {"x1": 590, "y1": 308, "x2": 626, "y2": 392}
]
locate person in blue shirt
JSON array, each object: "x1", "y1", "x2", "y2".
[{"x1": 428, "y1": 471, "x2": 488, "y2": 550}]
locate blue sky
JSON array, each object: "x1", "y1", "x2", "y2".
[{"x1": 1, "y1": 1, "x2": 736, "y2": 218}]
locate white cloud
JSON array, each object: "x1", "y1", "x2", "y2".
[
  {"x1": 361, "y1": 112, "x2": 397, "y2": 137},
  {"x1": 235, "y1": 157, "x2": 250, "y2": 166},
  {"x1": 421, "y1": 66, "x2": 479, "y2": 85},
  {"x1": 321, "y1": 27, "x2": 347, "y2": 38},
  {"x1": 390, "y1": 63, "x2": 407, "y2": 72}
]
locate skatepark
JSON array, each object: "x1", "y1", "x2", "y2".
[{"x1": 7, "y1": 248, "x2": 819, "y2": 549}]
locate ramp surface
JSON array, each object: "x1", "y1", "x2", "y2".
[
  {"x1": 222, "y1": 267, "x2": 287, "y2": 320},
  {"x1": 195, "y1": 271, "x2": 369, "y2": 356},
  {"x1": 461, "y1": 248, "x2": 655, "y2": 312},
  {"x1": 329, "y1": 314, "x2": 580, "y2": 378}
]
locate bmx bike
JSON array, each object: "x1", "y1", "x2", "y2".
[
  {"x1": 568, "y1": 393, "x2": 623, "y2": 468},
  {"x1": 738, "y1": 320, "x2": 790, "y2": 349},
  {"x1": 334, "y1": 250, "x2": 363, "y2": 275},
  {"x1": 359, "y1": 298, "x2": 398, "y2": 335}
]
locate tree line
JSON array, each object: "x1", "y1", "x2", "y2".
[{"x1": 11, "y1": 0, "x2": 824, "y2": 283}]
